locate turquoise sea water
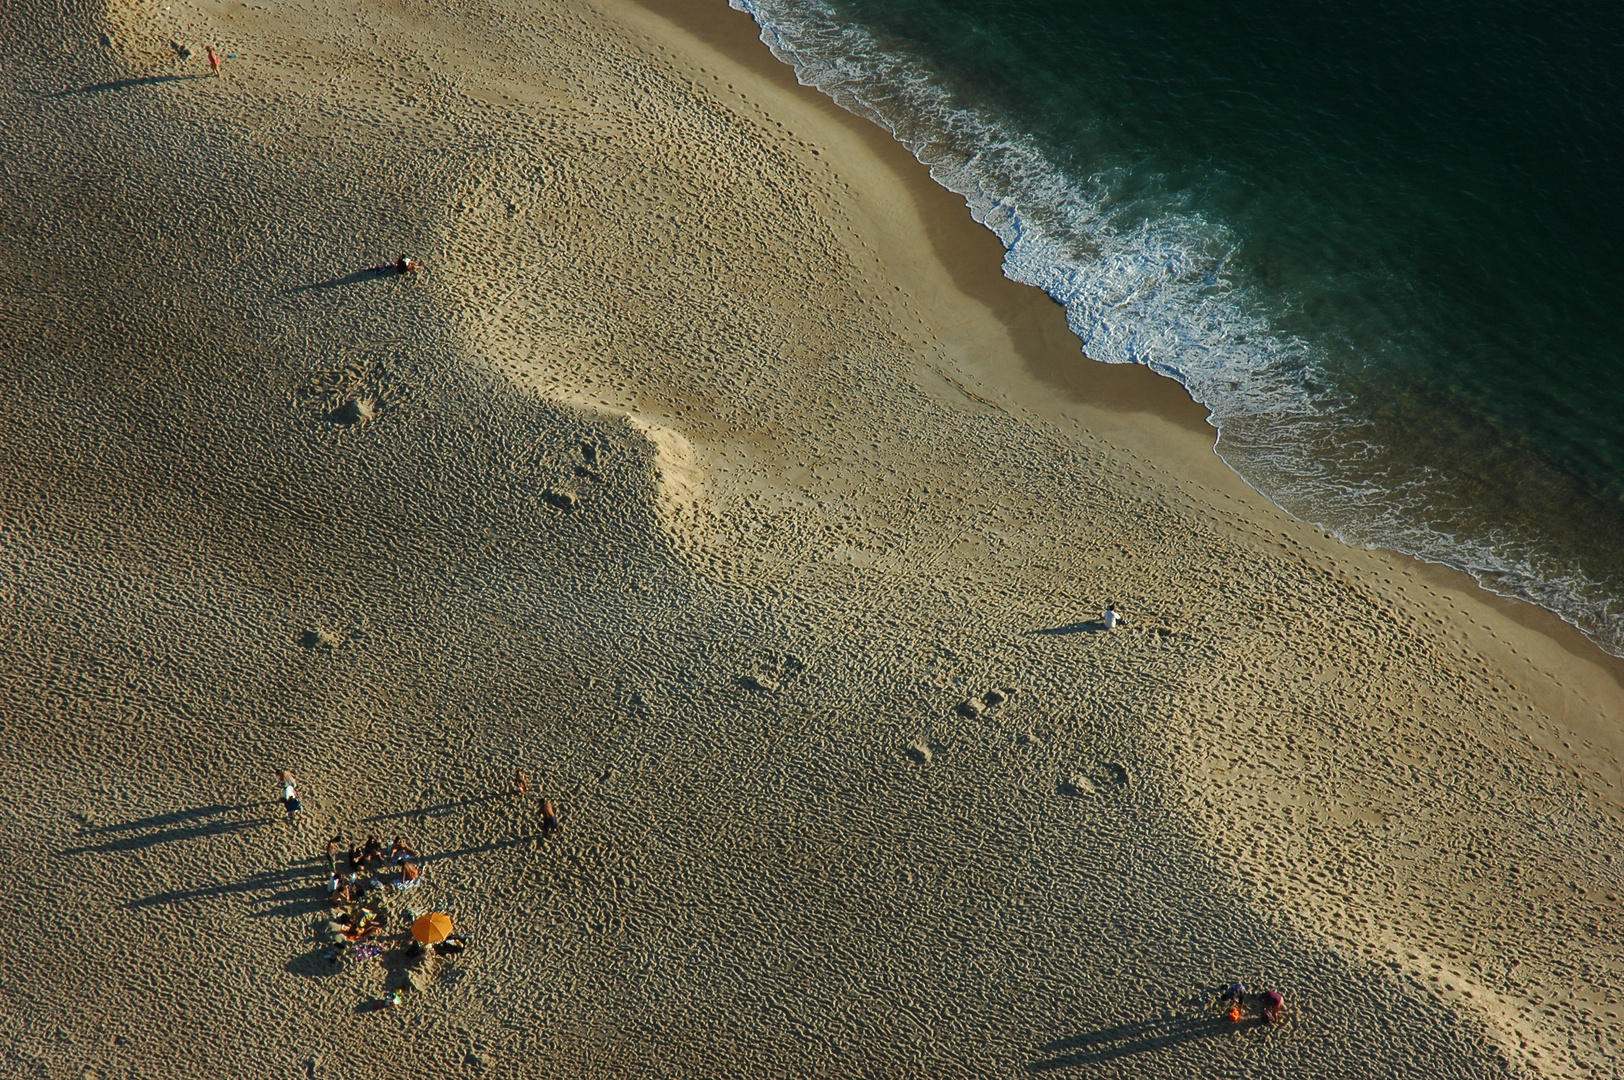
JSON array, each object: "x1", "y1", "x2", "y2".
[{"x1": 732, "y1": 0, "x2": 1624, "y2": 655}]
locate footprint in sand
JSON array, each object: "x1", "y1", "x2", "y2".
[
  {"x1": 575, "y1": 438, "x2": 609, "y2": 478},
  {"x1": 739, "y1": 651, "x2": 807, "y2": 693},
  {"x1": 296, "y1": 365, "x2": 392, "y2": 428},
  {"x1": 323, "y1": 397, "x2": 377, "y2": 426},
  {"x1": 542, "y1": 488, "x2": 579, "y2": 511},
  {"x1": 298, "y1": 627, "x2": 344, "y2": 651},
  {"x1": 955, "y1": 687, "x2": 1016, "y2": 718},
  {"x1": 1062, "y1": 774, "x2": 1096, "y2": 796},
  {"x1": 1061, "y1": 761, "x2": 1131, "y2": 797}
]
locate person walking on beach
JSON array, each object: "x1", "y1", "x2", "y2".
[
  {"x1": 515, "y1": 769, "x2": 529, "y2": 795},
  {"x1": 275, "y1": 770, "x2": 302, "y2": 821},
  {"x1": 540, "y1": 798, "x2": 561, "y2": 836},
  {"x1": 206, "y1": 45, "x2": 222, "y2": 77}
]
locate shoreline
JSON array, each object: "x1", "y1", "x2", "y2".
[
  {"x1": 1, "y1": 0, "x2": 1621, "y2": 1076},
  {"x1": 702, "y1": 0, "x2": 1624, "y2": 681},
  {"x1": 635, "y1": 0, "x2": 1218, "y2": 435},
  {"x1": 636, "y1": 0, "x2": 1624, "y2": 777}
]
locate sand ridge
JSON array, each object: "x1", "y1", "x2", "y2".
[{"x1": 0, "y1": 0, "x2": 1619, "y2": 1077}]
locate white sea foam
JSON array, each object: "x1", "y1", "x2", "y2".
[{"x1": 731, "y1": 0, "x2": 1624, "y2": 656}]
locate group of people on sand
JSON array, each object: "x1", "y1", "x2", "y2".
[
  {"x1": 276, "y1": 764, "x2": 579, "y2": 1009},
  {"x1": 316, "y1": 828, "x2": 467, "y2": 989},
  {"x1": 326, "y1": 832, "x2": 422, "y2": 901},
  {"x1": 1218, "y1": 982, "x2": 1286, "y2": 1025},
  {"x1": 317, "y1": 894, "x2": 471, "y2": 1003}
]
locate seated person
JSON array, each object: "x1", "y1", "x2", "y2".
[{"x1": 1262, "y1": 990, "x2": 1285, "y2": 1024}]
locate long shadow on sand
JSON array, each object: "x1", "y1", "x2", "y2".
[
  {"x1": 126, "y1": 862, "x2": 312, "y2": 910},
  {"x1": 48, "y1": 75, "x2": 204, "y2": 98},
  {"x1": 285, "y1": 267, "x2": 399, "y2": 293},
  {"x1": 78, "y1": 803, "x2": 267, "y2": 834},
  {"x1": 124, "y1": 835, "x2": 530, "y2": 910},
  {"x1": 1027, "y1": 1014, "x2": 1256, "y2": 1071},
  {"x1": 361, "y1": 791, "x2": 511, "y2": 823},
  {"x1": 420, "y1": 836, "x2": 531, "y2": 864},
  {"x1": 58, "y1": 803, "x2": 272, "y2": 855},
  {"x1": 1028, "y1": 620, "x2": 1110, "y2": 636}
]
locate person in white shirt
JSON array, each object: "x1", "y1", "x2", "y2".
[{"x1": 1102, "y1": 603, "x2": 1121, "y2": 630}]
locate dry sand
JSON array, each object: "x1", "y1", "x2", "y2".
[{"x1": 2, "y1": 0, "x2": 1623, "y2": 1077}]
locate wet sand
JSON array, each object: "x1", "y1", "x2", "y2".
[{"x1": 1, "y1": 0, "x2": 1621, "y2": 1077}]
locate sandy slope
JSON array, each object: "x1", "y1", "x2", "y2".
[{"x1": 0, "y1": 0, "x2": 1621, "y2": 1077}]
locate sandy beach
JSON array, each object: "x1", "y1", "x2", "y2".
[{"x1": 2, "y1": 0, "x2": 1623, "y2": 1077}]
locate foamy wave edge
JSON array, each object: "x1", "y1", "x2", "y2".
[{"x1": 728, "y1": 0, "x2": 1624, "y2": 658}]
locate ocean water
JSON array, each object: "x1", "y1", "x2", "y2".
[{"x1": 730, "y1": 0, "x2": 1624, "y2": 656}]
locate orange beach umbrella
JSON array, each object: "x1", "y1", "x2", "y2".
[{"x1": 411, "y1": 912, "x2": 453, "y2": 945}]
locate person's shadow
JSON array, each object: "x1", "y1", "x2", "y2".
[
  {"x1": 58, "y1": 802, "x2": 270, "y2": 855},
  {"x1": 1028, "y1": 620, "x2": 1110, "y2": 636},
  {"x1": 48, "y1": 75, "x2": 204, "y2": 98},
  {"x1": 1028, "y1": 1013, "x2": 1252, "y2": 1070},
  {"x1": 285, "y1": 267, "x2": 399, "y2": 293}
]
